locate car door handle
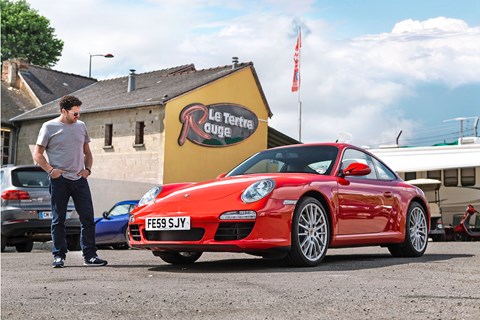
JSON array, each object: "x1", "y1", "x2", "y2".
[{"x1": 383, "y1": 191, "x2": 393, "y2": 198}]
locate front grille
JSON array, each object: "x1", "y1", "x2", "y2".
[
  {"x1": 129, "y1": 224, "x2": 141, "y2": 241},
  {"x1": 214, "y1": 222, "x2": 255, "y2": 241},
  {"x1": 144, "y1": 228, "x2": 205, "y2": 241}
]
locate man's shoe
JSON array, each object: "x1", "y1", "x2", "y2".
[
  {"x1": 52, "y1": 256, "x2": 65, "y2": 268},
  {"x1": 83, "y1": 256, "x2": 108, "y2": 267}
]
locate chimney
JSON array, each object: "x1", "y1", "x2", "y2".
[
  {"x1": 232, "y1": 57, "x2": 239, "y2": 69},
  {"x1": 1, "y1": 58, "x2": 29, "y2": 87},
  {"x1": 127, "y1": 69, "x2": 136, "y2": 92}
]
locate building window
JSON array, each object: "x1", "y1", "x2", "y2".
[
  {"x1": 461, "y1": 167, "x2": 476, "y2": 187},
  {"x1": 104, "y1": 124, "x2": 113, "y2": 147},
  {"x1": 1, "y1": 128, "x2": 12, "y2": 165},
  {"x1": 427, "y1": 170, "x2": 441, "y2": 181},
  {"x1": 443, "y1": 169, "x2": 458, "y2": 187},
  {"x1": 404, "y1": 172, "x2": 416, "y2": 181},
  {"x1": 135, "y1": 121, "x2": 145, "y2": 145}
]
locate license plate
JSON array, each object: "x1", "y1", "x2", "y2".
[
  {"x1": 145, "y1": 217, "x2": 190, "y2": 231},
  {"x1": 39, "y1": 211, "x2": 72, "y2": 219},
  {"x1": 39, "y1": 211, "x2": 53, "y2": 219}
]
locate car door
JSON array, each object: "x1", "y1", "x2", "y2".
[
  {"x1": 96, "y1": 203, "x2": 132, "y2": 243},
  {"x1": 336, "y1": 148, "x2": 398, "y2": 235}
]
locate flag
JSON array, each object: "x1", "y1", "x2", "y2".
[{"x1": 291, "y1": 29, "x2": 301, "y2": 92}]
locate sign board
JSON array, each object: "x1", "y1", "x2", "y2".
[{"x1": 178, "y1": 103, "x2": 258, "y2": 147}]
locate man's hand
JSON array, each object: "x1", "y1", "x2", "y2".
[
  {"x1": 78, "y1": 169, "x2": 91, "y2": 178},
  {"x1": 50, "y1": 169, "x2": 66, "y2": 179}
]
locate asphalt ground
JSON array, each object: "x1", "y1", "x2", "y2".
[{"x1": 1, "y1": 241, "x2": 479, "y2": 320}]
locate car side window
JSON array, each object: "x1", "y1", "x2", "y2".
[
  {"x1": 0, "y1": 171, "x2": 5, "y2": 189},
  {"x1": 341, "y1": 149, "x2": 377, "y2": 180},
  {"x1": 372, "y1": 157, "x2": 397, "y2": 180},
  {"x1": 109, "y1": 204, "x2": 132, "y2": 217}
]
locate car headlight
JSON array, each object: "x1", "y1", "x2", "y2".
[
  {"x1": 241, "y1": 179, "x2": 275, "y2": 203},
  {"x1": 138, "y1": 186, "x2": 162, "y2": 207}
]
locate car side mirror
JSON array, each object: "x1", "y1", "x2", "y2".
[
  {"x1": 341, "y1": 162, "x2": 371, "y2": 177},
  {"x1": 216, "y1": 172, "x2": 227, "y2": 179},
  {"x1": 102, "y1": 211, "x2": 110, "y2": 219}
]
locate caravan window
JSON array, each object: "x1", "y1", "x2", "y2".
[
  {"x1": 461, "y1": 167, "x2": 476, "y2": 187},
  {"x1": 444, "y1": 169, "x2": 458, "y2": 187},
  {"x1": 427, "y1": 170, "x2": 441, "y2": 180},
  {"x1": 405, "y1": 172, "x2": 416, "y2": 181}
]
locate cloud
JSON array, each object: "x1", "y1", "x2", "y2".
[
  {"x1": 274, "y1": 16, "x2": 480, "y2": 145},
  {"x1": 26, "y1": 1, "x2": 480, "y2": 147}
]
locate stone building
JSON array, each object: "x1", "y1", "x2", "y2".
[
  {"x1": 11, "y1": 61, "x2": 297, "y2": 212},
  {"x1": 1, "y1": 58, "x2": 96, "y2": 164}
]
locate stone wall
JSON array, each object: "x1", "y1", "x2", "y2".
[{"x1": 15, "y1": 104, "x2": 165, "y2": 213}]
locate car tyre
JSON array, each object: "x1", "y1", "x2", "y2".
[
  {"x1": 15, "y1": 240, "x2": 34, "y2": 252},
  {"x1": 285, "y1": 196, "x2": 330, "y2": 267},
  {"x1": 430, "y1": 233, "x2": 446, "y2": 242},
  {"x1": 67, "y1": 235, "x2": 81, "y2": 251},
  {"x1": 1, "y1": 235, "x2": 7, "y2": 252},
  {"x1": 388, "y1": 202, "x2": 428, "y2": 257},
  {"x1": 154, "y1": 251, "x2": 203, "y2": 265}
]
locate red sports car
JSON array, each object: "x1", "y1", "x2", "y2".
[{"x1": 129, "y1": 143, "x2": 430, "y2": 267}]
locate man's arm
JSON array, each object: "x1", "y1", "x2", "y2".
[
  {"x1": 33, "y1": 145, "x2": 52, "y2": 172},
  {"x1": 33, "y1": 145, "x2": 64, "y2": 178},
  {"x1": 78, "y1": 143, "x2": 93, "y2": 178}
]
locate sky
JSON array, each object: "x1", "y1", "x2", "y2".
[{"x1": 26, "y1": 0, "x2": 480, "y2": 147}]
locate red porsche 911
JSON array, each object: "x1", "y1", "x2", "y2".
[{"x1": 128, "y1": 143, "x2": 430, "y2": 267}]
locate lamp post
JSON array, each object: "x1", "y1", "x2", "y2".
[{"x1": 88, "y1": 53, "x2": 114, "y2": 78}]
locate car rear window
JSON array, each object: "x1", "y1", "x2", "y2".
[{"x1": 11, "y1": 169, "x2": 49, "y2": 188}]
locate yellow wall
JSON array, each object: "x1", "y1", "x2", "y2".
[{"x1": 163, "y1": 67, "x2": 269, "y2": 183}]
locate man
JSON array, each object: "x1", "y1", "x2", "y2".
[{"x1": 33, "y1": 95, "x2": 107, "y2": 268}]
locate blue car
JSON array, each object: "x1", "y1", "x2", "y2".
[{"x1": 94, "y1": 200, "x2": 139, "y2": 250}]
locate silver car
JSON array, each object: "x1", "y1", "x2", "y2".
[{"x1": 1, "y1": 165, "x2": 81, "y2": 252}]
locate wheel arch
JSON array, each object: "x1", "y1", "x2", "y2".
[
  {"x1": 411, "y1": 196, "x2": 430, "y2": 229},
  {"x1": 298, "y1": 190, "x2": 334, "y2": 241}
]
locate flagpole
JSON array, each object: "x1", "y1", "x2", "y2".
[
  {"x1": 291, "y1": 26, "x2": 302, "y2": 141},
  {"x1": 297, "y1": 26, "x2": 302, "y2": 142}
]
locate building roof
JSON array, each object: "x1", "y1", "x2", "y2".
[
  {"x1": 11, "y1": 62, "x2": 273, "y2": 122},
  {"x1": 369, "y1": 143, "x2": 480, "y2": 172},
  {"x1": 267, "y1": 126, "x2": 300, "y2": 148},
  {"x1": 1, "y1": 82, "x2": 37, "y2": 126},
  {"x1": 19, "y1": 65, "x2": 97, "y2": 105}
]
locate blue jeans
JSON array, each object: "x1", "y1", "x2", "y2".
[{"x1": 49, "y1": 176, "x2": 97, "y2": 259}]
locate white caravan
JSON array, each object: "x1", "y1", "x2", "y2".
[{"x1": 369, "y1": 137, "x2": 480, "y2": 239}]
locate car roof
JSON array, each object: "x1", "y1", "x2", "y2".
[
  {"x1": 1, "y1": 164, "x2": 43, "y2": 170},
  {"x1": 269, "y1": 142, "x2": 355, "y2": 150},
  {"x1": 115, "y1": 200, "x2": 140, "y2": 206}
]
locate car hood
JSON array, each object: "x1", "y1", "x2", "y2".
[{"x1": 132, "y1": 173, "x2": 333, "y2": 218}]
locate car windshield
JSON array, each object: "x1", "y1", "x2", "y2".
[
  {"x1": 227, "y1": 145, "x2": 339, "y2": 176},
  {"x1": 11, "y1": 168, "x2": 49, "y2": 188}
]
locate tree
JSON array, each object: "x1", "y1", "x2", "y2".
[{"x1": 1, "y1": 0, "x2": 63, "y2": 67}]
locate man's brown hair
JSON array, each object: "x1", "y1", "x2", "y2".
[{"x1": 59, "y1": 95, "x2": 82, "y2": 111}]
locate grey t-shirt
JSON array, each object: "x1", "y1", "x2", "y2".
[{"x1": 36, "y1": 118, "x2": 91, "y2": 180}]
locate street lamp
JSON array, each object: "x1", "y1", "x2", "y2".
[{"x1": 88, "y1": 53, "x2": 114, "y2": 78}]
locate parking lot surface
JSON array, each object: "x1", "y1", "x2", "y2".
[{"x1": 1, "y1": 242, "x2": 480, "y2": 319}]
